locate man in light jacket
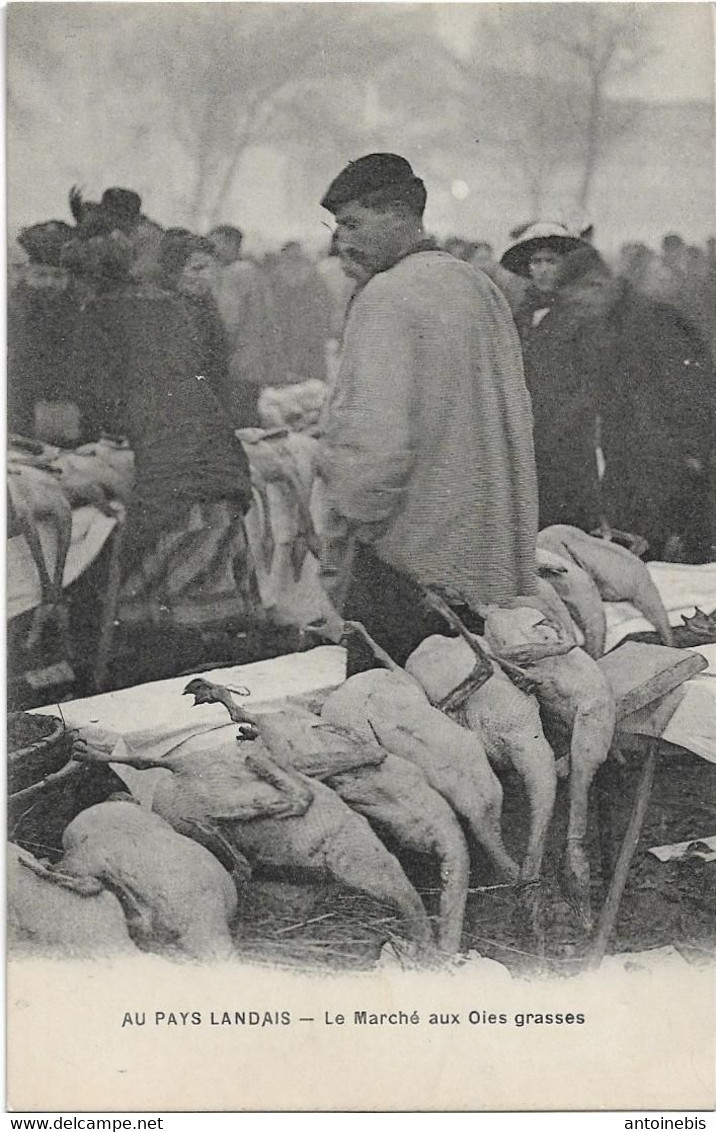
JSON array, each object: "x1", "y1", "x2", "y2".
[{"x1": 318, "y1": 153, "x2": 538, "y2": 665}]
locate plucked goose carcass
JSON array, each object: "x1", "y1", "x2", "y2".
[
  {"x1": 405, "y1": 632, "x2": 556, "y2": 886},
  {"x1": 532, "y1": 576, "x2": 582, "y2": 646},
  {"x1": 321, "y1": 626, "x2": 520, "y2": 883},
  {"x1": 184, "y1": 680, "x2": 469, "y2": 953},
  {"x1": 81, "y1": 719, "x2": 434, "y2": 948},
  {"x1": 537, "y1": 525, "x2": 673, "y2": 645},
  {"x1": 8, "y1": 842, "x2": 138, "y2": 957},
  {"x1": 324, "y1": 753, "x2": 470, "y2": 953},
  {"x1": 536, "y1": 547, "x2": 607, "y2": 658},
  {"x1": 483, "y1": 606, "x2": 616, "y2": 929},
  {"x1": 15, "y1": 798, "x2": 238, "y2": 960}
]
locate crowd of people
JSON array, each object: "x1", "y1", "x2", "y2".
[
  {"x1": 8, "y1": 159, "x2": 715, "y2": 685},
  {"x1": 443, "y1": 228, "x2": 716, "y2": 346},
  {"x1": 8, "y1": 192, "x2": 337, "y2": 441}
]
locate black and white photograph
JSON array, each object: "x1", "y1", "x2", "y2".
[{"x1": 5, "y1": 0, "x2": 716, "y2": 1115}]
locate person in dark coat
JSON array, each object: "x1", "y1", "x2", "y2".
[
  {"x1": 502, "y1": 226, "x2": 598, "y2": 530},
  {"x1": 155, "y1": 229, "x2": 235, "y2": 419},
  {"x1": 501, "y1": 228, "x2": 600, "y2": 532},
  {"x1": 69, "y1": 234, "x2": 259, "y2": 631},
  {"x1": 517, "y1": 297, "x2": 602, "y2": 533},
  {"x1": 558, "y1": 247, "x2": 715, "y2": 562},
  {"x1": 501, "y1": 222, "x2": 586, "y2": 339},
  {"x1": 8, "y1": 223, "x2": 80, "y2": 439}
]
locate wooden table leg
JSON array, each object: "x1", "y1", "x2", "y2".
[
  {"x1": 596, "y1": 755, "x2": 617, "y2": 887},
  {"x1": 93, "y1": 520, "x2": 125, "y2": 693},
  {"x1": 586, "y1": 740, "x2": 658, "y2": 969}
]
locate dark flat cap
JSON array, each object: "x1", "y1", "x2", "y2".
[
  {"x1": 321, "y1": 153, "x2": 418, "y2": 212},
  {"x1": 101, "y1": 187, "x2": 142, "y2": 219}
]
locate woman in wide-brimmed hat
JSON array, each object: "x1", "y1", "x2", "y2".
[
  {"x1": 501, "y1": 221, "x2": 586, "y2": 280},
  {"x1": 504, "y1": 235, "x2": 714, "y2": 558},
  {"x1": 501, "y1": 235, "x2": 604, "y2": 532},
  {"x1": 501, "y1": 222, "x2": 587, "y2": 333}
]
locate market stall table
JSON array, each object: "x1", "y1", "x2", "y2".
[
  {"x1": 29, "y1": 639, "x2": 713, "y2": 960},
  {"x1": 589, "y1": 642, "x2": 711, "y2": 967},
  {"x1": 7, "y1": 505, "x2": 118, "y2": 621}
]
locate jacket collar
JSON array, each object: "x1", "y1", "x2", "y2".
[{"x1": 351, "y1": 236, "x2": 441, "y2": 304}]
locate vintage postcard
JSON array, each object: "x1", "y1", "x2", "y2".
[{"x1": 6, "y1": 0, "x2": 715, "y2": 1114}]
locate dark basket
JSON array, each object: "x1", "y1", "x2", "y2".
[{"x1": 7, "y1": 712, "x2": 72, "y2": 795}]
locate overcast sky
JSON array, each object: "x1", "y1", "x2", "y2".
[
  {"x1": 8, "y1": 1, "x2": 715, "y2": 104},
  {"x1": 613, "y1": 3, "x2": 714, "y2": 101},
  {"x1": 437, "y1": 2, "x2": 715, "y2": 102}
]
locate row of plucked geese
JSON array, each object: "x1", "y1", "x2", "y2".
[{"x1": 10, "y1": 527, "x2": 676, "y2": 962}]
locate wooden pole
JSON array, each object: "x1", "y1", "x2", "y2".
[
  {"x1": 93, "y1": 518, "x2": 125, "y2": 693},
  {"x1": 586, "y1": 740, "x2": 657, "y2": 969},
  {"x1": 596, "y1": 756, "x2": 618, "y2": 887}
]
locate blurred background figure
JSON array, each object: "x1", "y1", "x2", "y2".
[
  {"x1": 174, "y1": 233, "x2": 221, "y2": 300},
  {"x1": 69, "y1": 185, "x2": 143, "y2": 240},
  {"x1": 318, "y1": 231, "x2": 356, "y2": 343},
  {"x1": 442, "y1": 235, "x2": 528, "y2": 312},
  {"x1": 129, "y1": 217, "x2": 165, "y2": 284},
  {"x1": 557, "y1": 246, "x2": 714, "y2": 562},
  {"x1": 9, "y1": 221, "x2": 79, "y2": 441},
  {"x1": 660, "y1": 232, "x2": 688, "y2": 280},
  {"x1": 469, "y1": 240, "x2": 495, "y2": 271},
  {"x1": 469, "y1": 238, "x2": 526, "y2": 312},
  {"x1": 617, "y1": 241, "x2": 655, "y2": 291},
  {"x1": 208, "y1": 223, "x2": 285, "y2": 426},
  {"x1": 267, "y1": 241, "x2": 331, "y2": 385},
  {"x1": 443, "y1": 235, "x2": 474, "y2": 262},
  {"x1": 443, "y1": 235, "x2": 527, "y2": 312},
  {"x1": 317, "y1": 230, "x2": 357, "y2": 383}
]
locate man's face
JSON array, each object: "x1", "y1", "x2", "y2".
[{"x1": 333, "y1": 200, "x2": 406, "y2": 279}]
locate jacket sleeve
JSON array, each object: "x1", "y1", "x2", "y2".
[{"x1": 318, "y1": 281, "x2": 415, "y2": 529}]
